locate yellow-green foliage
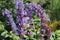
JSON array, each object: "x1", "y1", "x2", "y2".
[
  {"x1": 0, "y1": 21, "x2": 5, "y2": 31},
  {"x1": 47, "y1": 21, "x2": 60, "y2": 31}
]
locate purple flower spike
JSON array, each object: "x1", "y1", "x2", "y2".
[
  {"x1": 2, "y1": 9, "x2": 18, "y2": 34},
  {"x1": 30, "y1": 3, "x2": 50, "y2": 22}
]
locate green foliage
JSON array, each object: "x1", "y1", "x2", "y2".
[
  {"x1": 0, "y1": 21, "x2": 5, "y2": 40},
  {"x1": 50, "y1": 0, "x2": 60, "y2": 21},
  {"x1": 50, "y1": 30, "x2": 60, "y2": 40},
  {"x1": 0, "y1": 21, "x2": 5, "y2": 31},
  {"x1": 1, "y1": 31, "x2": 19, "y2": 40},
  {"x1": 0, "y1": 0, "x2": 15, "y2": 11},
  {"x1": 55, "y1": 30, "x2": 60, "y2": 40},
  {"x1": 0, "y1": 0, "x2": 16, "y2": 22}
]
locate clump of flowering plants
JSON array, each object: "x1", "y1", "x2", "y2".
[{"x1": 1, "y1": 0, "x2": 51, "y2": 40}]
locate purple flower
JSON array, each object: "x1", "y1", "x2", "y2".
[
  {"x1": 22, "y1": 17, "x2": 29, "y2": 23},
  {"x1": 21, "y1": 30, "x2": 27, "y2": 35},
  {"x1": 2, "y1": 9, "x2": 18, "y2": 35},
  {"x1": 26, "y1": 3, "x2": 34, "y2": 18},
  {"x1": 41, "y1": 23, "x2": 51, "y2": 37},
  {"x1": 4, "y1": 9, "x2": 17, "y2": 30},
  {"x1": 16, "y1": 0, "x2": 25, "y2": 27},
  {"x1": 30, "y1": 3, "x2": 50, "y2": 22}
]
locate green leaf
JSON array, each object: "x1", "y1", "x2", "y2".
[
  {"x1": 23, "y1": 35, "x2": 28, "y2": 38},
  {"x1": 1, "y1": 31, "x2": 8, "y2": 37}
]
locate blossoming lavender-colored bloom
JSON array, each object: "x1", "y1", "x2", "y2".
[
  {"x1": 25, "y1": 3, "x2": 35, "y2": 29},
  {"x1": 2, "y1": 9, "x2": 18, "y2": 35},
  {"x1": 26, "y1": 3, "x2": 34, "y2": 18},
  {"x1": 31, "y1": 3, "x2": 50, "y2": 22},
  {"x1": 15, "y1": 0, "x2": 29, "y2": 35},
  {"x1": 22, "y1": 17, "x2": 29, "y2": 23},
  {"x1": 16, "y1": 0, "x2": 25, "y2": 26},
  {"x1": 26, "y1": 3, "x2": 51, "y2": 38},
  {"x1": 41, "y1": 23, "x2": 51, "y2": 37}
]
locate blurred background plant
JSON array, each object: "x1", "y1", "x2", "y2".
[{"x1": 50, "y1": 0, "x2": 60, "y2": 21}]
